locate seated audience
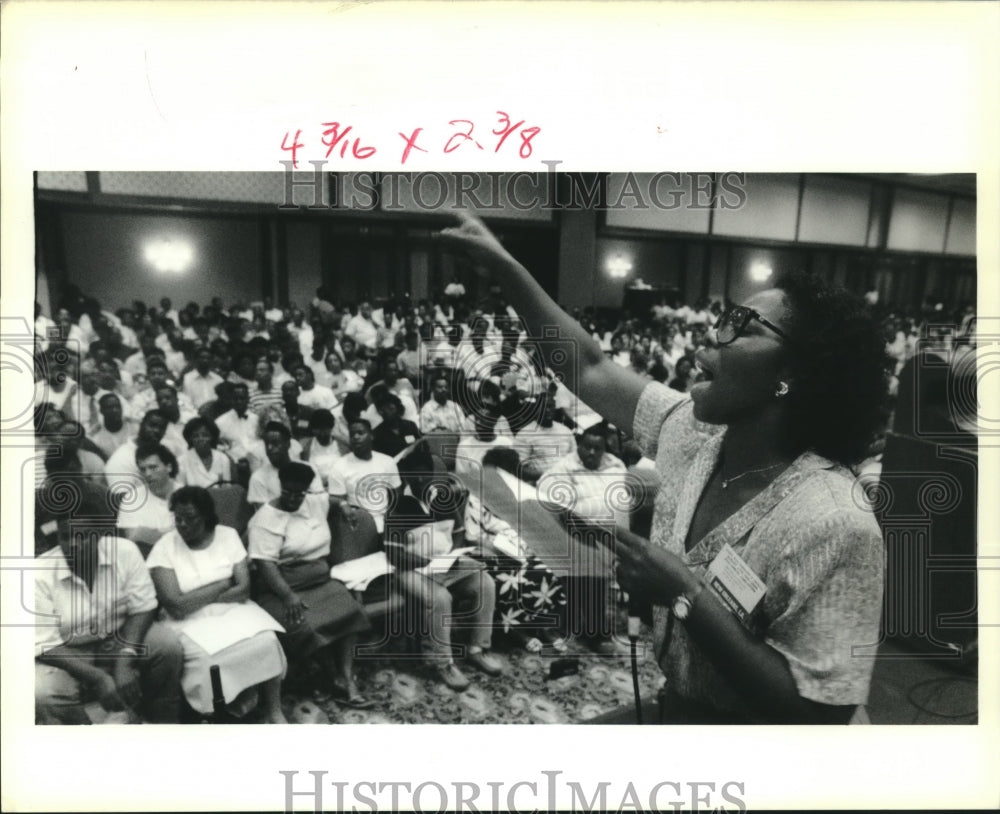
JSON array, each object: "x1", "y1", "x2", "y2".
[
  {"x1": 147, "y1": 487, "x2": 287, "y2": 722},
  {"x1": 181, "y1": 346, "x2": 224, "y2": 410},
  {"x1": 34, "y1": 494, "x2": 184, "y2": 724},
  {"x1": 105, "y1": 409, "x2": 171, "y2": 496},
  {"x1": 117, "y1": 443, "x2": 180, "y2": 553},
  {"x1": 387, "y1": 448, "x2": 501, "y2": 691},
  {"x1": 328, "y1": 418, "x2": 402, "y2": 535},
  {"x1": 293, "y1": 364, "x2": 337, "y2": 411},
  {"x1": 248, "y1": 462, "x2": 373, "y2": 709},
  {"x1": 177, "y1": 416, "x2": 232, "y2": 488},
  {"x1": 419, "y1": 373, "x2": 466, "y2": 434},
  {"x1": 465, "y1": 447, "x2": 567, "y2": 652},
  {"x1": 215, "y1": 382, "x2": 258, "y2": 467},
  {"x1": 248, "y1": 421, "x2": 317, "y2": 508},
  {"x1": 514, "y1": 392, "x2": 576, "y2": 483},
  {"x1": 281, "y1": 379, "x2": 314, "y2": 440},
  {"x1": 372, "y1": 393, "x2": 422, "y2": 458},
  {"x1": 299, "y1": 409, "x2": 342, "y2": 489},
  {"x1": 89, "y1": 393, "x2": 136, "y2": 459}
]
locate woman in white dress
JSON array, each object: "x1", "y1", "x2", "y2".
[
  {"x1": 177, "y1": 416, "x2": 233, "y2": 487},
  {"x1": 147, "y1": 486, "x2": 287, "y2": 723}
]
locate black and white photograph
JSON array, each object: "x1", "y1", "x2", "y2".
[{"x1": 2, "y1": 3, "x2": 998, "y2": 812}]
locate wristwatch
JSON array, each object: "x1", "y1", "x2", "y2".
[{"x1": 671, "y1": 581, "x2": 704, "y2": 621}]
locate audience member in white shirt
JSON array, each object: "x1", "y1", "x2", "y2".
[
  {"x1": 176, "y1": 416, "x2": 233, "y2": 488},
  {"x1": 214, "y1": 383, "x2": 259, "y2": 466},
  {"x1": 515, "y1": 393, "x2": 576, "y2": 483},
  {"x1": 419, "y1": 373, "x2": 467, "y2": 434},
  {"x1": 89, "y1": 393, "x2": 137, "y2": 459},
  {"x1": 105, "y1": 410, "x2": 171, "y2": 497},
  {"x1": 34, "y1": 351, "x2": 77, "y2": 415},
  {"x1": 299, "y1": 409, "x2": 342, "y2": 489},
  {"x1": 327, "y1": 418, "x2": 402, "y2": 534},
  {"x1": 248, "y1": 422, "x2": 320, "y2": 508},
  {"x1": 344, "y1": 302, "x2": 379, "y2": 350},
  {"x1": 539, "y1": 423, "x2": 628, "y2": 525},
  {"x1": 182, "y1": 347, "x2": 224, "y2": 410},
  {"x1": 293, "y1": 365, "x2": 337, "y2": 411}
]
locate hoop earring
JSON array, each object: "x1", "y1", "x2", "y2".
[{"x1": 775, "y1": 381, "x2": 790, "y2": 397}]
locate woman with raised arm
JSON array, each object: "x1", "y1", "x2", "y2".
[{"x1": 441, "y1": 213, "x2": 890, "y2": 724}]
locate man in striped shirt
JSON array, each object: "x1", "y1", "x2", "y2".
[{"x1": 249, "y1": 358, "x2": 285, "y2": 415}]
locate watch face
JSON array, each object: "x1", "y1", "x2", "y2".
[{"x1": 673, "y1": 596, "x2": 691, "y2": 620}]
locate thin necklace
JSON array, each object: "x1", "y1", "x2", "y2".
[{"x1": 720, "y1": 462, "x2": 784, "y2": 489}]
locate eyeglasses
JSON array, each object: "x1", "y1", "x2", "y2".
[{"x1": 715, "y1": 305, "x2": 788, "y2": 346}]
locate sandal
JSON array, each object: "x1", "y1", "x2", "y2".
[{"x1": 331, "y1": 684, "x2": 375, "y2": 710}]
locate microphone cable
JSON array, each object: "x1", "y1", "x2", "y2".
[{"x1": 627, "y1": 594, "x2": 643, "y2": 724}]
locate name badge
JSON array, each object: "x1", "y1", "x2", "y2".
[
  {"x1": 704, "y1": 543, "x2": 766, "y2": 623},
  {"x1": 297, "y1": 419, "x2": 309, "y2": 428},
  {"x1": 404, "y1": 435, "x2": 416, "y2": 444}
]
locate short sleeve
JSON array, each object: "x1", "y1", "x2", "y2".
[
  {"x1": 34, "y1": 564, "x2": 64, "y2": 656},
  {"x1": 246, "y1": 471, "x2": 270, "y2": 504},
  {"x1": 115, "y1": 537, "x2": 158, "y2": 615},
  {"x1": 632, "y1": 382, "x2": 688, "y2": 460},
  {"x1": 247, "y1": 506, "x2": 287, "y2": 562},
  {"x1": 762, "y1": 514, "x2": 884, "y2": 706},
  {"x1": 216, "y1": 526, "x2": 249, "y2": 566},
  {"x1": 216, "y1": 450, "x2": 232, "y2": 482},
  {"x1": 327, "y1": 461, "x2": 348, "y2": 498},
  {"x1": 145, "y1": 532, "x2": 176, "y2": 571}
]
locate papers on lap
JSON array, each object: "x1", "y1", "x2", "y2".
[{"x1": 179, "y1": 603, "x2": 285, "y2": 656}]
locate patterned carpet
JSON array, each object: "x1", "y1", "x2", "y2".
[{"x1": 279, "y1": 610, "x2": 665, "y2": 725}]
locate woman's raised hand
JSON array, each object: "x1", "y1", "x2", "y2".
[{"x1": 439, "y1": 212, "x2": 512, "y2": 267}]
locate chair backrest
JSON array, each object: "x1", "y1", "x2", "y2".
[
  {"x1": 208, "y1": 483, "x2": 253, "y2": 537},
  {"x1": 329, "y1": 507, "x2": 381, "y2": 564},
  {"x1": 422, "y1": 431, "x2": 460, "y2": 471}
]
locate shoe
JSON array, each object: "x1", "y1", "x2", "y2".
[
  {"x1": 331, "y1": 683, "x2": 376, "y2": 710},
  {"x1": 524, "y1": 637, "x2": 544, "y2": 654},
  {"x1": 435, "y1": 663, "x2": 471, "y2": 692},
  {"x1": 466, "y1": 650, "x2": 503, "y2": 677}
]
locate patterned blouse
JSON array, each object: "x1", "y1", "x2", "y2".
[{"x1": 632, "y1": 383, "x2": 884, "y2": 719}]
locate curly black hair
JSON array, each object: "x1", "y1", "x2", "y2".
[{"x1": 775, "y1": 269, "x2": 892, "y2": 466}]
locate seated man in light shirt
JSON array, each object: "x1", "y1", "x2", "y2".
[
  {"x1": 515, "y1": 391, "x2": 576, "y2": 483},
  {"x1": 248, "y1": 421, "x2": 324, "y2": 509},
  {"x1": 88, "y1": 393, "x2": 137, "y2": 459},
  {"x1": 327, "y1": 418, "x2": 402, "y2": 535},
  {"x1": 419, "y1": 373, "x2": 466, "y2": 434},
  {"x1": 181, "y1": 346, "x2": 224, "y2": 410},
  {"x1": 105, "y1": 409, "x2": 171, "y2": 497},
  {"x1": 153, "y1": 385, "x2": 197, "y2": 459},
  {"x1": 34, "y1": 497, "x2": 184, "y2": 724},
  {"x1": 540, "y1": 422, "x2": 628, "y2": 522},
  {"x1": 293, "y1": 364, "x2": 337, "y2": 411},
  {"x1": 344, "y1": 301, "x2": 379, "y2": 351},
  {"x1": 130, "y1": 358, "x2": 193, "y2": 419},
  {"x1": 215, "y1": 382, "x2": 259, "y2": 466},
  {"x1": 537, "y1": 422, "x2": 630, "y2": 656}
]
